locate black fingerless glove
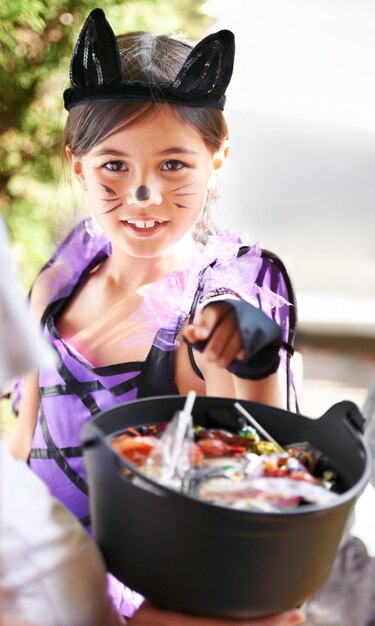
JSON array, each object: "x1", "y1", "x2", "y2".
[{"x1": 190, "y1": 299, "x2": 282, "y2": 380}]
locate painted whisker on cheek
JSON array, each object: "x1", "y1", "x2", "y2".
[
  {"x1": 101, "y1": 202, "x2": 123, "y2": 214},
  {"x1": 98, "y1": 182, "x2": 122, "y2": 213},
  {"x1": 171, "y1": 182, "x2": 196, "y2": 192},
  {"x1": 100, "y1": 183, "x2": 117, "y2": 195},
  {"x1": 172, "y1": 202, "x2": 191, "y2": 209},
  {"x1": 171, "y1": 193, "x2": 198, "y2": 208},
  {"x1": 171, "y1": 181, "x2": 198, "y2": 209}
]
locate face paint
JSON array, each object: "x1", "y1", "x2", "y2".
[
  {"x1": 78, "y1": 106, "x2": 216, "y2": 259},
  {"x1": 170, "y1": 182, "x2": 198, "y2": 209},
  {"x1": 100, "y1": 183, "x2": 117, "y2": 196},
  {"x1": 135, "y1": 185, "x2": 151, "y2": 201},
  {"x1": 99, "y1": 183, "x2": 122, "y2": 214}
]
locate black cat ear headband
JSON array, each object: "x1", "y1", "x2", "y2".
[{"x1": 63, "y1": 8, "x2": 235, "y2": 111}]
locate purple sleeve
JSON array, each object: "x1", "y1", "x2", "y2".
[{"x1": 198, "y1": 244, "x2": 293, "y2": 348}]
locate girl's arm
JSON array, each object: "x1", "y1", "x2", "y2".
[
  {"x1": 183, "y1": 302, "x2": 284, "y2": 408},
  {"x1": 6, "y1": 371, "x2": 40, "y2": 460},
  {"x1": 195, "y1": 354, "x2": 283, "y2": 408}
]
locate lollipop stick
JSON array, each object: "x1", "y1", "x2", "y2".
[
  {"x1": 183, "y1": 390, "x2": 197, "y2": 418},
  {"x1": 166, "y1": 391, "x2": 197, "y2": 480},
  {"x1": 234, "y1": 402, "x2": 285, "y2": 454}
]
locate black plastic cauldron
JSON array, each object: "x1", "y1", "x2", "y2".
[{"x1": 82, "y1": 396, "x2": 371, "y2": 619}]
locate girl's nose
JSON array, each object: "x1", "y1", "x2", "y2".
[
  {"x1": 128, "y1": 183, "x2": 162, "y2": 206},
  {"x1": 135, "y1": 185, "x2": 151, "y2": 201}
]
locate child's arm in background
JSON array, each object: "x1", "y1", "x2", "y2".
[
  {"x1": 5, "y1": 280, "x2": 48, "y2": 460},
  {"x1": 6, "y1": 371, "x2": 40, "y2": 460}
]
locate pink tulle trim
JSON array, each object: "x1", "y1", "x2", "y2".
[{"x1": 130, "y1": 230, "x2": 290, "y2": 351}]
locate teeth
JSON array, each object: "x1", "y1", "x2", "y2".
[{"x1": 127, "y1": 219, "x2": 160, "y2": 229}]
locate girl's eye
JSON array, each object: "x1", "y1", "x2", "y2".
[
  {"x1": 104, "y1": 161, "x2": 128, "y2": 172},
  {"x1": 161, "y1": 159, "x2": 186, "y2": 171}
]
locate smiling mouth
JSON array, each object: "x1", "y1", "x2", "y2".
[
  {"x1": 126, "y1": 219, "x2": 164, "y2": 229},
  {"x1": 122, "y1": 218, "x2": 168, "y2": 235}
]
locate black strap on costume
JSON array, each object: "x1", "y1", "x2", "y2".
[
  {"x1": 29, "y1": 399, "x2": 91, "y2": 528},
  {"x1": 29, "y1": 336, "x2": 96, "y2": 504},
  {"x1": 30, "y1": 313, "x2": 142, "y2": 510},
  {"x1": 79, "y1": 515, "x2": 92, "y2": 528},
  {"x1": 249, "y1": 246, "x2": 297, "y2": 352},
  {"x1": 186, "y1": 267, "x2": 211, "y2": 380},
  {"x1": 30, "y1": 446, "x2": 83, "y2": 459},
  {"x1": 251, "y1": 246, "x2": 298, "y2": 411},
  {"x1": 32, "y1": 401, "x2": 90, "y2": 495},
  {"x1": 137, "y1": 325, "x2": 181, "y2": 398},
  {"x1": 39, "y1": 249, "x2": 109, "y2": 326},
  {"x1": 30, "y1": 246, "x2": 143, "y2": 529},
  {"x1": 40, "y1": 373, "x2": 141, "y2": 400},
  {"x1": 45, "y1": 316, "x2": 142, "y2": 410}
]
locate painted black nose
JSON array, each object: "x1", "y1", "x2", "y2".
[{"x1": 135, "y1": 185, "x2": 151, "y2": 201}]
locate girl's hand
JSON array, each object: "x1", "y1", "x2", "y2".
[
  {"x1": 183, "y1": 302, "x2": 245, "y2": 369},
  {"x1": 129, "y1": 602, "x2": 305, "y2": 626}
]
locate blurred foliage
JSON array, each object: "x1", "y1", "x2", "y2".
[
  {"x1": 0, "y1": 398, "x2": 15, "y2": 437},
  {"x1": 0, "y1": 0, "x2": 210, "y2": 289}
]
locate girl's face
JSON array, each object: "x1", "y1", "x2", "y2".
[{"x1": 70, "y1": 106, "x2": 227, "y2": 260}]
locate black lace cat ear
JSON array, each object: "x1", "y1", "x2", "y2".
[
  {"x1": 64, "y1": 9, "x2": 235, "y2": 110},
  {"x1": 70, "y1": 8, "x2": 122, "y2": 87},
  {"x1": 172, "y1": 30, "x2": 235, "y2": 101}
]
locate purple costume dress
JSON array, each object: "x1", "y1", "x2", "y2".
[{"x1": 27, "y1": 218, "x2": 293, "y2": 616}]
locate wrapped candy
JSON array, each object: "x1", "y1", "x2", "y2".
[
  {"x1": 198, "y1": 476, "x2": 339, "y2": 511},
  {"x1": 110, "y1": 432, "x2": 158, "y2": 465},
  {"x1": 110, "y1": 400, "x2": 339, "y2": 512}
]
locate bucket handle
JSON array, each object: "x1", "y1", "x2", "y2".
[{"x1": 319, "y1": 400, "x2": 366, "y2": 434}]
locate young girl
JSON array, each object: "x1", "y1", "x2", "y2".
[{"x1": 7, "y1": 8, "x2": 298, "y2": 623}]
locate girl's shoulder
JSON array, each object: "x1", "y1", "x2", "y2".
[
  {"x1": 31, "y1": 219, "x2": 111, "y2": 321},
  {"x1": 197, "y1": 230, "x2": 264, "y2": 304},
  {"x1": 197, "y1": 230, "x2": 294, "y2": 337}
]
